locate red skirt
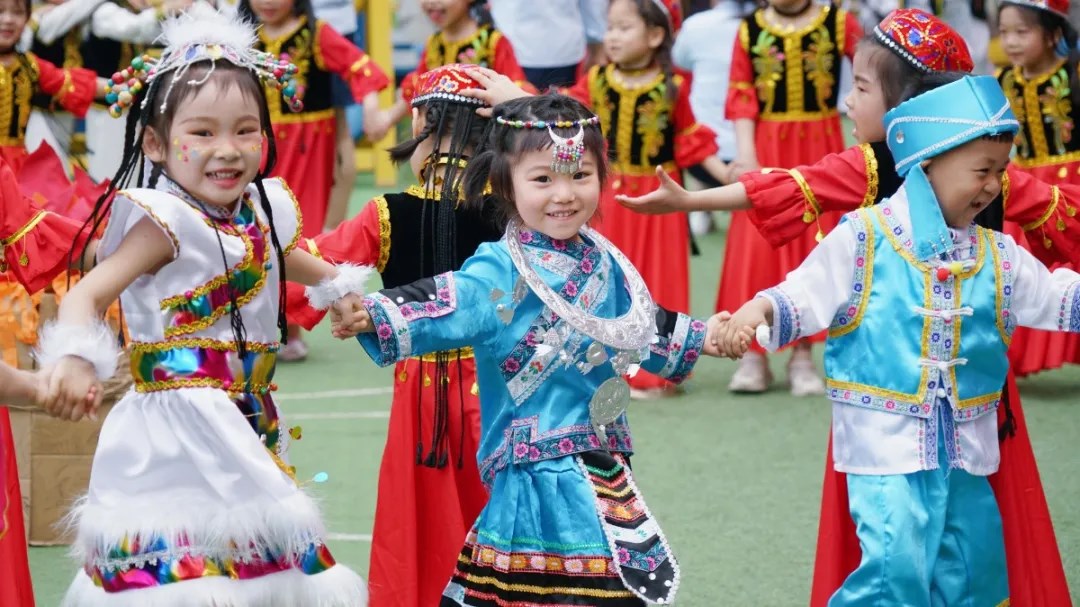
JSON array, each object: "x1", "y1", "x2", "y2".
[
  {"x1": 270, "y1": 115, "x2": 336, "y2": 238},
  {"x1": 0, "y1": 408, "x2": 34, "y2": 607},
  {"x1": 368, "y1": 356, "x2": 488, "y2": 607},
  {"x1": 593, "y1": 168, "x2": 690, "y2": 391},
  {"x1": 1006, "y1": 160, "x2": 1080, "y2": 376},
  {"x1": 809, "y1": 374, "x2": 1072, "y2": 607},
  {"x1": 715, "y1": 116, "x2": 846, "y2": 350}
]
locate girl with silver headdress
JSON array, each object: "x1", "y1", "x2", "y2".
[{"x1": 37, "y1": 6, "x2": 372, "y2": 605}]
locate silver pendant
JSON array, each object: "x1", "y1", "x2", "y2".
[
  {"x1": 590, "y1": 377, "x2": 630, "y2": 428},
  {"x1": 586, "y1": 341, "x2": 608, "y2": 366}
]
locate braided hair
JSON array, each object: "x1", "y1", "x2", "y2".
[{"x1": 70, "y1": 61, "x2": 290, "y2": 357}]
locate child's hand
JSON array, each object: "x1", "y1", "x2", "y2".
[
  {"x1": 41, "y1": 358, "x2": 104, "y2": 422},
  {"x1": 723, "y1": 300, "x2": 771, "y2": 357},
  {"x1": 330, "y1": 293, "x2": 372, "y2": 339},
  {"x1": 362, "y1": 106, "x2": 393, "y2": 143},
  {"x1": 702, "y1": 311, "x2": 730, "y2": 358},
  {"x1": 459, "y1": 67, "x2": 531, "y2": 117},
  {"x1": 615, "y1": 167, "x2": 691, "y2": 214}
]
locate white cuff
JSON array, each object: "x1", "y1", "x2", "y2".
[
  {"x1": 35, "y1": 321, "x2": 120, "y2": 381},
  {"x1": 305, "y1": 264, "x2": 375, "y2": 310}
]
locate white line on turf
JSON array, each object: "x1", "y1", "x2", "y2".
[
  {"x1": 327, "y1": 532, "x2": 373, "y2": 542},
  {"x1": 275, "y1": 387, "x2": 394, "y2": 401},
  {"x1": 288, "y1": 411, "x2": 390, "y2": 420}
]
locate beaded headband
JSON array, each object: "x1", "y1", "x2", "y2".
[
  {"x1": 104, "y1": 4, "x2": 302, "y2": 118},
  {"x1": 495, "y1": 116, "x2": 601, "y2": 174}
]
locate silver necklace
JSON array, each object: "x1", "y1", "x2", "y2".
[{"x1": 505, "y1": 220, "x2": 657, "y2": 439}]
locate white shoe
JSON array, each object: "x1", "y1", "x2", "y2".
[
  {"x1": 278, "y1": 337, "x2": 309, "y2": 363},
  {"x1": 689, "y1": 211, "x2": 714, "y2": 236},
  {"x1": 728, "y1": 352, "x2": 772, "y2": 393},
  {"x1": 787, "y1": 354, "x2": 825, "y2": 397}
]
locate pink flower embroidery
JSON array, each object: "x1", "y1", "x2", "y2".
[
  {"x1": 617, "y1": 548, "x2": 630, "y2": 564},
  {"x1": 690, "y1": 320, "x2": 706, "y2": 332},
  {"x1": 513, "y1": 442, "x2": 529, "y2": 458},
  {"x1": 685, "y1": 350, "x2": 699, "y2": 363},
  {"x1": 437, "y1": 288, "x2": 451, "y2": 301},
  {"x1": 377, "y1": 324, "x2": 392, "y2": 339},
  {"x1": 519, "y1": 231, "x2": 534, "y2": 243},
  {"x1": 558, "y1": 438, "x2": 575, "y2": 453},
  {"x1": 625, "y1": 438, "x2": 633, "y2": 450},
  {"x1": 525, "y1": 331, "x2": 539, "y2": 346},
  {"x1": 580, "y1": 258, "x2": 594, "y2": 273},
  {"x1": 564, "y1": 559, "x2": 584, "y2": 573},
  {"x1": 529, "y1": 446, "x2": 541, "y2": 459},
  {"x1": 587, "y1": 434, "x2": 601, "y2": 448},
  {"x1": 564, "y1": 281, "x2": 579, "y2": 297},
  {"x1": 552, "y1": 239, "x2": 567, "y2": 251},
  {"x1": 503, "y1": 358, "x2": 521, "y2": 373},
  {"x1": 424, "y1": 302, "x2": 439, "y2": 314},
  {"x1": 607, "y1": 435, "x2": 618, "y2": 449}
]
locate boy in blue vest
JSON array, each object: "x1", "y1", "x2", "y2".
[{"x1": 717, "y1": 74, "x2": 1080, "y2": 605}]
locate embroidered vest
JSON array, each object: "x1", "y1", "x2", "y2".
[
  {"x1": 824, "y1": 202, "x2": 1015, "y2": 422},
  {"x1": 257, "y1": 18, "x2": 332, "y2": 119},
  {"x1": 998, "y1": 61, "x2": 1080, "y2": 173},
  {"x1": 422, "y1": 24, "x2": 502, "y2": 71},
  {"x1": 0, "y1": 55, "x2": 40, "y2": 146},
  {"x1": 741, "y1": 3, "x2": 847, "y2": 118},
  {"x1": 588, "y1": 64, "x2": 680, "y2": 173}
]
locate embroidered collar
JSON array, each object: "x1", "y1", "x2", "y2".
[
  {"x1": 517, "y1": 228, "x2": 591, "y2": 260},
  {"x1": 160, "y1": 174, "x2": 247, "y2": 222},
  {"x1": 876, "y1": 189, "x2": 981, "y2": 266}
]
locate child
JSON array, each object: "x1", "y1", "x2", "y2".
[
  {"x1": 336, "y1": 94, "x2": 720, "y2": 606},
  {"x1": 716, "y1": 0, "x2": 861, "y2": 395},
  {"x1": 997, "y1": 0, "x2": 1080, "y2": 376},
  {"x1": 41, "y1": 7, "x2": 371, "y2": 605},
  {"x1": 565, "y1": 0, "x2": 725, "y2": 396},
  {"x1": 285, "y1": 64, "x2": 502, "y2": 607},
  {"x1": 239, "y1": 0, "x2": 391, "y2": 360},
  {"x1": 719, "y1": 74, "x2": 1080, "y2": 606},
  {"x1": 613, "y1": 9, "x2": 1077, "y2": 605},
  {"x1": 386, "y1": 0, "x2": 530, "y2": 126}
]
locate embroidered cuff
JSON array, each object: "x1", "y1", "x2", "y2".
[
  {"x1": 757, "y1": 288, "x2": 802, "y2": 351},
  {"x1": 1059, "y1": 279, "x2": 1080, "y2": 333},
  {"x1": 35, "y1": 321, "x2": 120, "y2": 381},
  {"x1": 356, "y1": 293, "x2": 413, "y2": 366},
  {"x1": 305, "y1": 264, "x2": 374, "y2": 310}
]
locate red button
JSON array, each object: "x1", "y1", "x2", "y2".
[{"x1": 936, "y1": 267, "x2": 951, "y2": 282}]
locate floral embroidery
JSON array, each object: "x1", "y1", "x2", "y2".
[
  {"x1": 397, "y1": 273, "x2": 457, "y2": 321},
  {"x1": 655, "y1": 314, "x2": 706, "y2": 382},
  {"x1": 1040, "y1": 71, "x2": 1074, "y2": 156},
  {"x1": 760, "y1": 287, "x2": 801, "y2": 347},
  {"x1": 478, "y1": 416, "x2": 634, "y2": 486},
  {"x1": 472, "y1": 545, "x2": 616, "y2": 575},
  {"x1": 1059, "y1": 279, "x2": 1080, "y2": 333},
  {"x1": 830, "y1": 211, "x2": 874, "y2": 336},
  {"x1": 803, "y1": 26, "x2": 836, "y2": 111},
  {"x1": 364, "y1": 293, "x2": 407, "y2": 365},
  {"x1": 750, "y1": 29, "x2": 783, "y2": 115},
  {"x1": 635, "y1": 86, "x2": 670, "y2": 161}
]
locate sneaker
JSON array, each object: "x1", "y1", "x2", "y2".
[
  {"x1": 728, "y1": 352, "x2": 772, "y2": 393},
  {"x1": 278, "y1": 337, "x2": 309, "y2": 363},
  {"x1": 787, "y1": 353, "x2": 825, "y2": 397},
  {"x1": 689, "y1": 211, "x2": 714, "y2": 236}
]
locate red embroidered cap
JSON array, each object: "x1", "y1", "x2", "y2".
[
  {"x1": 873, "y1": 8, "x2": 975, "y2": 74},
  {"x1": 1000, "y1": 0, "x2": 1070, "y2": 19},
  {"x1": 406, "y1": 63, "x2": 487, "y2": 107},
  {"x1": 650, "y1": 0, "x2": 682, "y2": 33}
]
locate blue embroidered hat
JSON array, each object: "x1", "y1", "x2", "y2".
[{"x1": 883, "y1": 75, "x2": 1019, "y2": 260}]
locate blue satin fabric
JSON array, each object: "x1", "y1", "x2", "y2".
[
  {"x1": 825, "y1": 207, "x2": 1010, "y2": 414},
  {"x1": 830, "y1": 403, "x2": 1009, "y2": 607}
]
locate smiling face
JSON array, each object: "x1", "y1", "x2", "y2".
[
  {"x1": 0, "y1": 0, "x2": 27, "y2": 52},
  {"x1": 924, "y1": 137, "x2": 1013, "y2": 228},
  {"x1": 420, "y1": 0, "x2": 471, "y2": 30},
  {"x1": 844, "y1": 46, "x2": 891, "y2": 144},
  {"x1": 510, "y1": 147, "x2": 601, "y2": 241},
  {"x1": 144, "y1": 77, "x2": 265, "y2": 209}
]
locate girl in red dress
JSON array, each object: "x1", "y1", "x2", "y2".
[
  {"x1": 240, "y1": 0, "x2": 391, "y2": 360},
  {"x1": 565, "y1": 0, "x2": 726, "y2": 397},
  {"x1": 285, "y1": 66, "x2": 500, "y2": 607},
  {"x1": 387, "y1": 0, "x2": 530, "y2": 125},
  {"x1": 718, "y1": 0, "x2": 860, "y2": 395},
  {"x1": 617, "y1": 9, "x2": 1075, "y2": 605},
  {"x1": 997, "y1": 0, "x2": 1080, "y2": 377}
]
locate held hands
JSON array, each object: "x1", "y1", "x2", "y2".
[
  {"x1": 614, "y1": 167, "x2": 691, "y2": 215},
  {"x1": 330, "y1": 292, "x2": 373, "y2": 339},
  {"x1": 707, "y1": 301, "x2": 771, "y2": 359},
  {"x1": 40, "y1": 357, "x2": 104, "y2": 422}
]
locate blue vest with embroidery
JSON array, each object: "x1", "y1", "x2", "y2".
[{"x1": 823, "y1": 202, "x2": 1016, "y2": 422}]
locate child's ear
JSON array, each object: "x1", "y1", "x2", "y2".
[
  {"x1": 646, "y1": 25, "x2": 666, "y2": 51},
  {"x1": 142, "y1": 127, "x2": 167, "y2": 163}
]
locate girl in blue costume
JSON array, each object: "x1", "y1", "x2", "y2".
[{"x1": 336, "y1": 93, "x2": 722, "y2": 606}]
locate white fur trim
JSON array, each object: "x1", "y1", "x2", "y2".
[
  {"x1": 35, "y1": 321, "x2": 120, "y2": 381},
  {"x1": 306, "y1": 264, "x2": 375, "y2": 311},
  {"x1": 63, "y1": 563, "x2": 367, "y2": 607},
  {"x1": 158, "y1": 3, "x2": 257, "y2": 57}
]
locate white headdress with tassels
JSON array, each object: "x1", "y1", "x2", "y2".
[{"x1": 104, "y1": 2, "x2": 302, "y2": 118}]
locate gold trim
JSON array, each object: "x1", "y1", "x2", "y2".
[
  {"x1": 117, "y1": 190, "x2": 182, "y2": 255},
  {"x1": 2, "y1": 210, "x2": 46, "y2": 247},
  {"x1": 271, "y1": 108, "x2": 336, "y2": 124},
  {"x1": 416, "y1": 347, "x2": 474, "y2": 362},
  {"x1": 756, "y1": 5, "x2": 832, "y2": 115},
  {"x1": 1020, "y1": 185, "x2": 1058, "y2": 232},
  {"x1": 990, "y1": 232, "x2": 1011, "y2": 345},
  {"x1": 873, "y1": 205, "x2": 987, "y2": 277},
  {"x1": 602, "y1": 64, "x2": 665, "y2": 176},
  {"x1": 275, "y1": 179, "x2": 304, "y2": 255},
  {"x1": 374, "y1": 196, "x2": 390, "y2": 273},
  {"x1": 313, "y1": 20, "x2": 326, "y2": 71},
  {"x1": 859, "y1": 143, "x2": 878, "y2": 207},
  {"x1": 828, "y1": 211, "x2": 874, "y2": 338},
  {"x1": 1011, "y1": 149, "x2": 1080, "y2": 169},
  {"x1": 758, "y1": 109, "x2": 839, "y2": 121},
  {"x1": 1007, "y1": 60, "x2": 1068, "y2": 162},
  {"x1": 1000, "y1": 170, "x2": 1010, "y2": 211},
  {"x1": 0, "y1": 54, "x2": 38, "y2": 149},
  {"x1": 130, "y1": 339, "x2": 280, "y2": 353},
  {"x1": 305, "y1": 238, "x2": 322, "y2": 260}
]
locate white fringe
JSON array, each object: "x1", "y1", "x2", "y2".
[
  {"x1": 305, "y1": 264, "x2": 375, "y2": 311},
  {"x1": 35, "y1": 320, "x2": 120, "y2": 381},
  {"x1": 65, "y1": 490, "x2": 327, "y2": 570},
  {"x1": 62, "y1": 563, "x2": 367, "y2": 607}
]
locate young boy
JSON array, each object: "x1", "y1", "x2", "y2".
[{"x1": 719, "y1": 74, "x2": 1080, "y2": 604}]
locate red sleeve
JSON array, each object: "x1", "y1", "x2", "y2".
[
  {"x1": 32, "y1": 55, "x2": 96, "y2": 118},
  {"x1": 561, "y1": 67, "x2": 595, "y2": 108},
  {"x1": 491, "y1": 33, "x2": 537, "y2": 94},
  {"x1": 725, "y1": 22, "x2": 758, "y2": 121},
  {"x1": 285, "y1": 198, "x2": 387, "y2": 329},
  {"x1": 1002, "y1": 166, "x2": 1080, "y2": 266},
  {"x1": 315, "y1": 21, "x2": 390, "y2": 101},
  {"x1": 841, "y1": 11, "x2": 862, "y2": 60},
  {"x1": 1, "y1": 160, "x2": 90, "y2": 293},
  {"x1": 742, "y1": 144, "x2": 874, "y2": 246},
  {"x1": 672, "y1": 72, "x2": 719, "y2": 168}
]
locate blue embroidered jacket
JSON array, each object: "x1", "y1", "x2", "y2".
[{"x1": 357, "y1": 229, "x2": 707, "y2": 486}]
